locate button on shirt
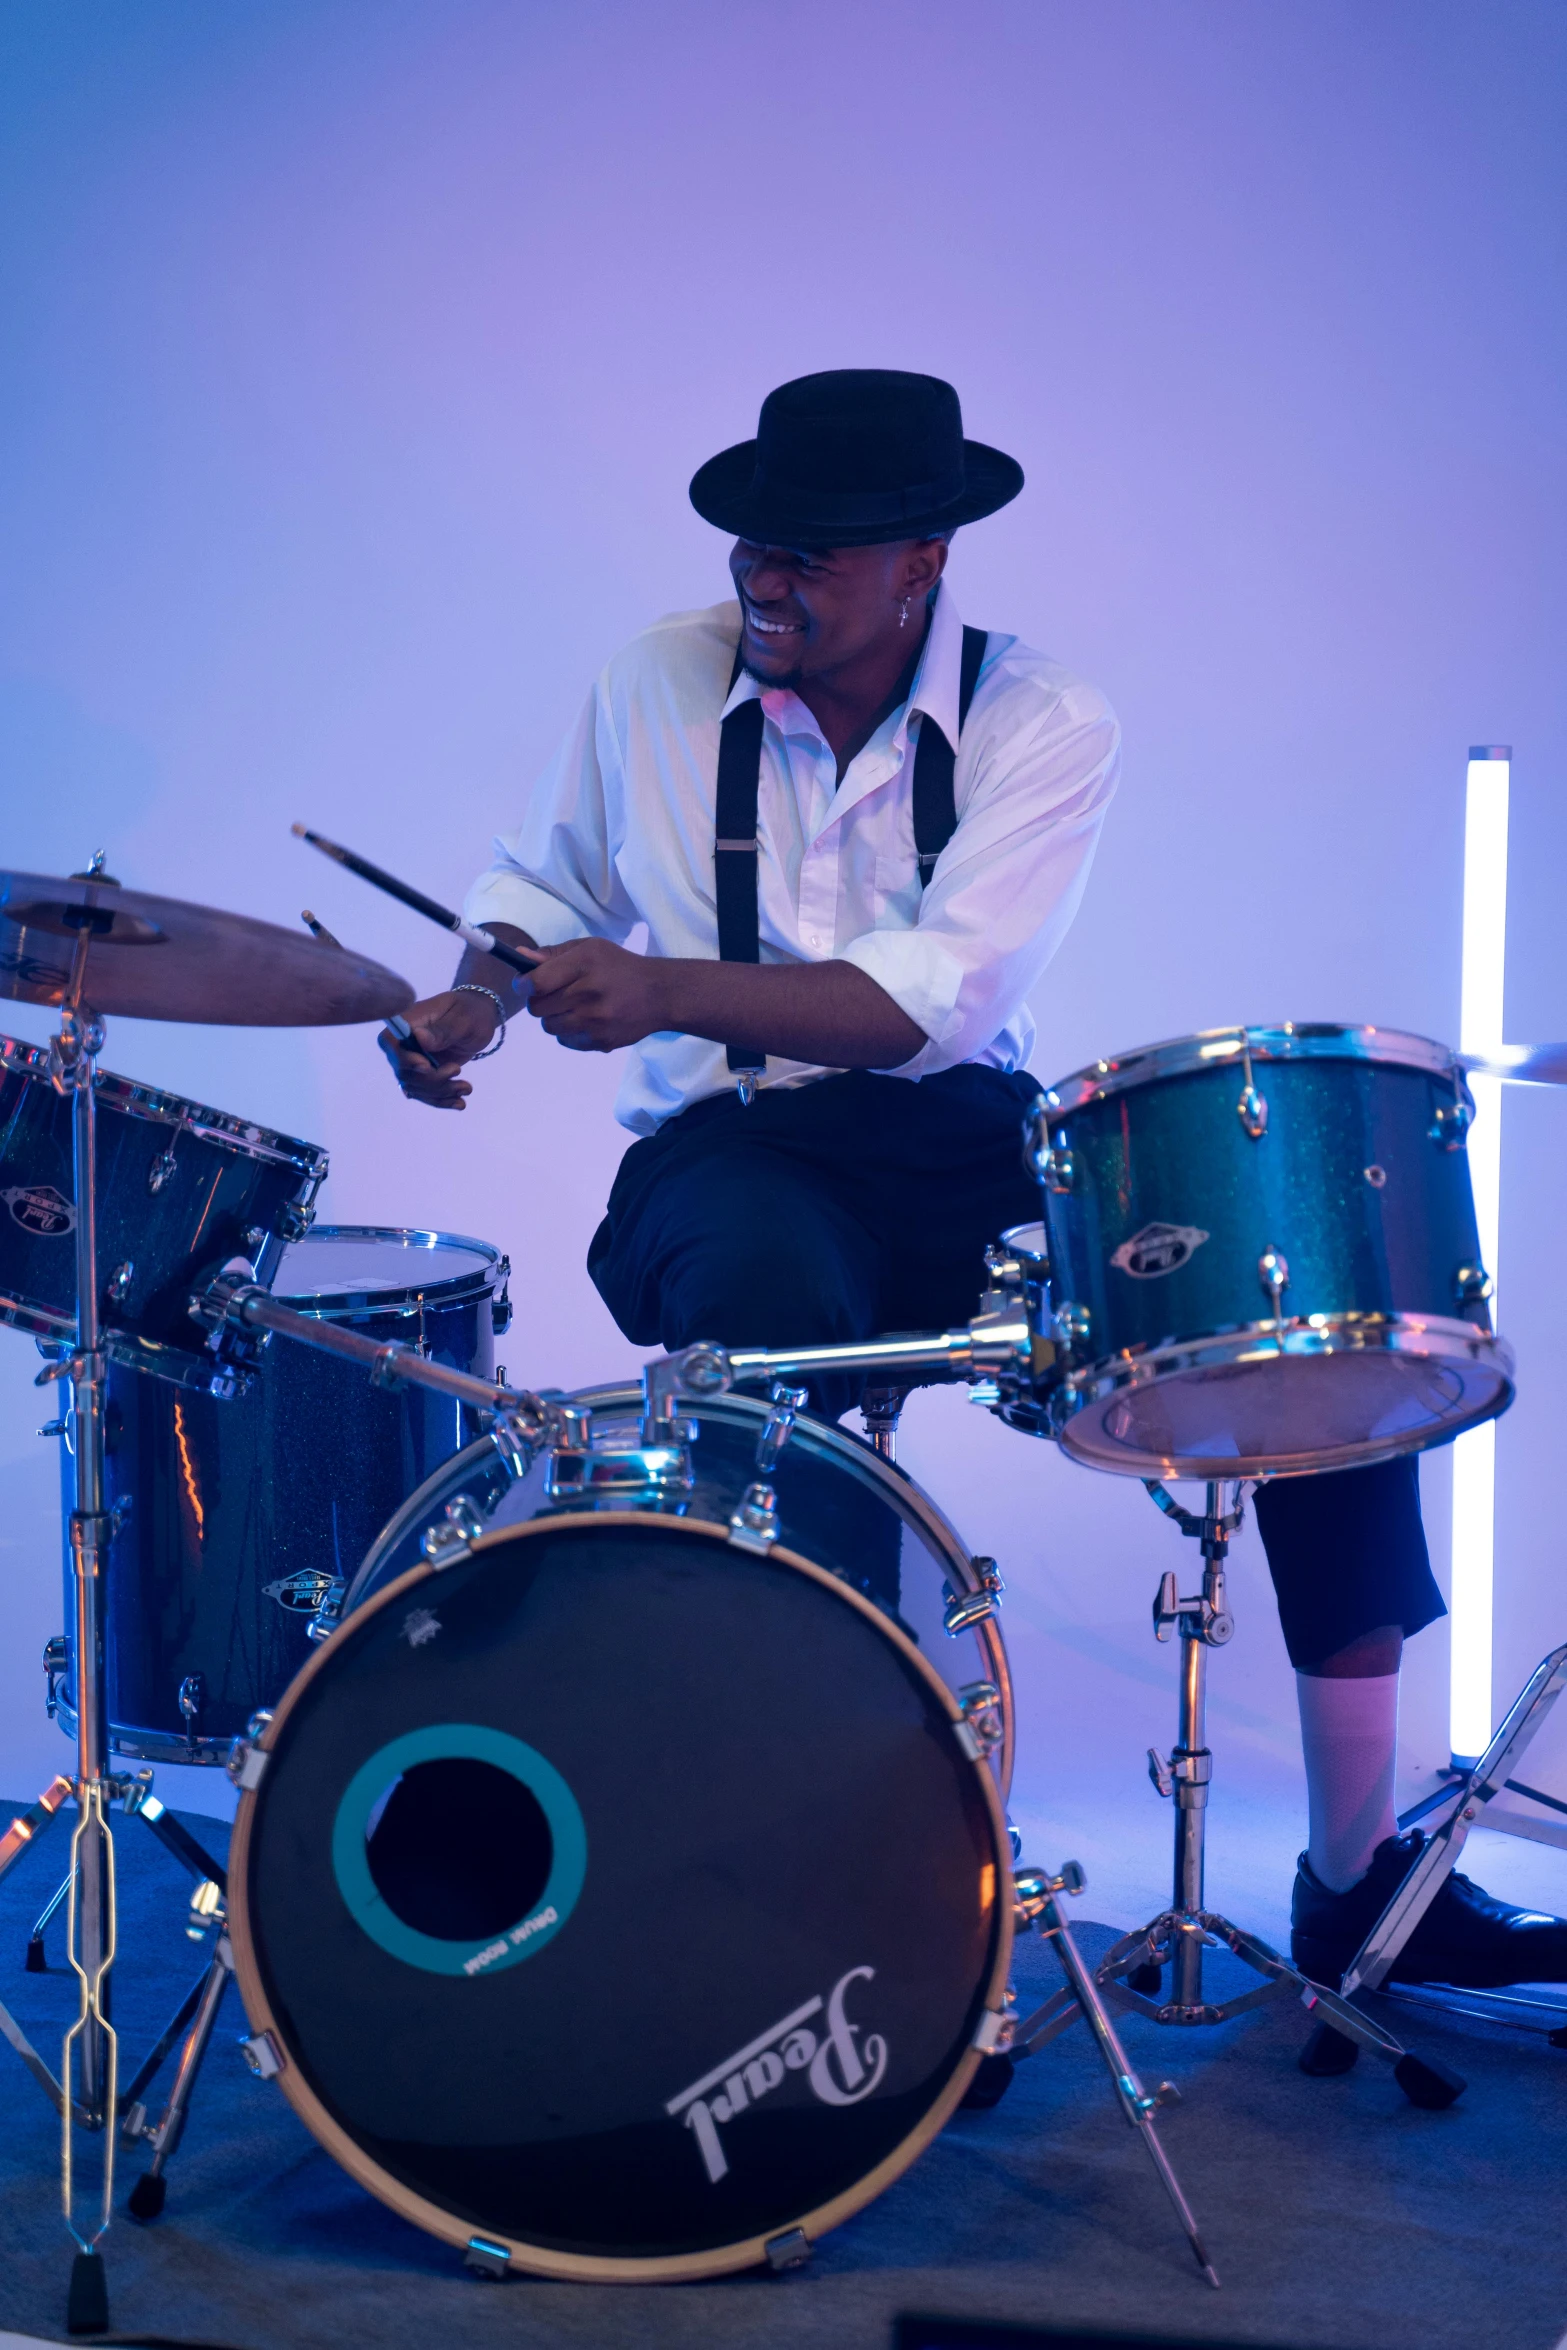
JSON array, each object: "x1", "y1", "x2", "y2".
[{"x1": 464, "y1": 583, "x2": 1120, "y2": 1137}]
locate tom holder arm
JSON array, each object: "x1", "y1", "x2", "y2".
[
  {"x1": 189, "y1": 1269, "x2": 557, "y2": 1450},
  {"x1": 646, "y1": 1307, "x2": 1036, "y2": 1432}
]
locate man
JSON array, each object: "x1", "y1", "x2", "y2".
[{"x1": 386, "y1": 369, "x2": 1566, "y2": 1993}]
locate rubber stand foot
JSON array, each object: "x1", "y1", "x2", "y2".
[
  {"x1": 66, "y1": 2249, "x2": 109, "y2": 2335},
  {"x1": 128, "y1": 2171, "x2": 167, "y2": 2221},
  {"x1": 960, "y1": 2053, "x2": 1016, "y2": 2110},
  {"x1": 1300, "y1": 2022, "x2": 1360, "y2": 2076},
  {"x1": 1394, "y1": 2051, "x2": 1467, "y2": 2109},
  {"x1": 24, "y1": 1937, "x2": 46, "y2": 1973},
  {"x1": 1126, "y1": 1960, "x2": 1163, "y2": 1996}
]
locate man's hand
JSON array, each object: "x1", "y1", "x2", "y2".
[
  {"x1": 526, "y1": 939, "x2": 668, "y2": 1052},
  {"x1": 380, "y1": 989, "x2": 501, "y2": 1110}
]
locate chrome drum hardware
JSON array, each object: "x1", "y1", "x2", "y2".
[
  {"x1": 1012, "y1": 1022, "x2": 1515, "y2": 1479},
  {"x1": 342, "y1": 1380, "x2": 1015, "y2": 1799},
  {"x1": 54, "y1": 1227, "x2": 509, "y2": 1765}
]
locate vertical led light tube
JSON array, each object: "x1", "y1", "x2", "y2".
[{"x1": 1449, "y1": 746, "x2": 1510, "y2": 1766}]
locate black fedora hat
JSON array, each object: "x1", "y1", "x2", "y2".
[{"x1": 689, "y1": 369, "x2": 1023, "y2": 549}]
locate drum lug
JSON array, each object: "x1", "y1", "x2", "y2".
[
  {"x1": 240, "y1": 2030, "x2": 285, "y2": 2081},
  {"x1": 763, "y1": 2227, "x2": 812, "y2": 2273},
  {"x1": 178, "y1": 1674, "x2": 205, "y2": 1749},
  {"x1": 1052, "y1": 1300, "x2": 1092, "y2": 1355},
  {"x1": 1430, "y1": 1096, "x2": 1474, "y2": 1148},
  {"x1": 463, "y1": 2237, "x2": 511, "y2": 2279},
  {"x1": 954, "y1": 1680, "x2": 1005, "y2": 1760},
  {"x1": 1454, "y1": 1262, "x2": 1494, "y2": 1307},
  {"x1": 421, "y1": 1494, "x2": 486, "y2": 1568},
  {"x1": 274, "y1": 1198, "x2": 316, "y2": 1243},
  {"x1": 42, "y1": 1635, "x2": 68, "y2": 1719},
  {"x1": 944, "y1": 1558, "x2": 1005, "y2": 1636},
  {"x1": 306, "y1": 1580, "x2": 347, "y2": 1643},
  {"x1": 754, "y1": 1382, "x2": 808, "y2": 1474},
  {"x1": 971, "y1": 2006, "x2": 1013, "y2": 2053},
  {"x1": 1235, "y1": 1033, "x2": 1269, "y2": 1138},
  {"x1": 1257, "y1": 1247, "x2": 1290, "y2": 1312},
  {"x1": 104, "y1": 1259, "x2": 135, "y2": 1307},
  {"x1": 227, "y1": 1713, "x2": 273, "y2": 1792},
  {"x1": 1236, "y1": 1083, "x2": 1268, "y2": 1140},
  {"x1": 727, "y1": 1481, "x2": 779, "y2": 1554}
]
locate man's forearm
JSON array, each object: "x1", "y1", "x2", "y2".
[{"x1": 651, "y1": 956, "x2": 925, "y2": 1069}]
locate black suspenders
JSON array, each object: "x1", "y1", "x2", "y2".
[{"x1": 714, "y1": 624, "x2": 988, "y2": 1084}]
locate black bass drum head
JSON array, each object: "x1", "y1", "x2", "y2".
[{"x1": 229, "y1": 1513, "x2": 1010, "y2": 2280}]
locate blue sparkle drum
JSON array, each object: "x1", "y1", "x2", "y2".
[
  {"x1": 1, "y1": 1030, "x2": 326, "y2": 1390},
  {"x1": 60, "y1": 1226, "x2": 510, "y2": 1763},
  {"x1": 1007, "y1": 1023, "x2": 1515, "y2": 1480}
]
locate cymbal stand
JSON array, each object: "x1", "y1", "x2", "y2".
[
  {"x1": 51, "y1": 998, "x2": 114, "y2": 2324},
  {"x1": 1091, "y1": 1480, "x2": 1463, "y2": 2108},
  {"x1": 1010, "y1": 1861, "x2": 1219, "y2": 2288}
]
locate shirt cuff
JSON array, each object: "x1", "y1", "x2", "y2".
[
  {"x1": 839, "y1": 927, "x2": 966, "y2": 1073},
  {"x1": 462, "y1": 871, "x2": 592, "y2": 947}
]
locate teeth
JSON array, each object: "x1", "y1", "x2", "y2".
[{"x1": 746, "y1": 606, "x2": 802, "y2": 635}]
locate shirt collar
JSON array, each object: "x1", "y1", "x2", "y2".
[{"x1": 719, "y1": 579, "x2": 965, "y2": 753}]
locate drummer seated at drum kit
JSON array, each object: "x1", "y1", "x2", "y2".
[{"x1": 384, "y1": 368, "x2": 1567, "y2": 1997}]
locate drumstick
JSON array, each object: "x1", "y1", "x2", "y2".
[
  {"x1": 292, "y1": 825, "x2": 542, "y2": 979},
  {"x1": 304, "y1": 905, "x2": 420, "y2": 1047}
]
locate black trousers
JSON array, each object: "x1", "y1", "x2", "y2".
[{"x1": 589, "y1": 1070, "x2": 1445, "y2": 1665}]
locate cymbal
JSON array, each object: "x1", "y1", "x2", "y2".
[
  {"x1": 0, "y1": 871, "x2": 414, "y2": 1027},
  {"x1": 1462, "y1": 1043, "x2": 1567, "y2": 1087}
]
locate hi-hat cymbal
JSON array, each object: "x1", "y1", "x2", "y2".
[
  {"x1": 1461, "y1": 1044, "x2": 1567, "y2": 1087},
  {"x1": 0, "y1": 870, "x2": 413, "y2": 1027}
]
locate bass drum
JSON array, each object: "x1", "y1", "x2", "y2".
[
  {"x1": 227, "y1": 1510, "x2": 1012, "y2": 2278},
  {"x1": 338, "y1": 1381, "x2": 1013, "y2": 1799}
]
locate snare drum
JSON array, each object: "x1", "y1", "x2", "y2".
[
  {"x1": 1011, "y1": 1023, "x2": 1515, "y2": 1479},
  {"x1": 1, "y1": 1031, "x2": 326, "y2": 1391},
  {"x1": 226, "y1": 1504, "x2": 1011, "y2": 2278},
  {"x1": 57, "y1": 1227, "x2": 511, "y2": 1762}
]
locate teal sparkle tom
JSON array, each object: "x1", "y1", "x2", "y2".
[{"x1": 1008, "y1": 1023, "x2": 1515, "y2": 1480}]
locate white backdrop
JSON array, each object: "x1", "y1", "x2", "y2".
[{"x1": 2, "y1": 1, "x2": 1564, "y2": 1931}]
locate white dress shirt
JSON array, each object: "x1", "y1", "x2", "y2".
[{"x1": 465, "y1": 582, "x2": 1120, "y2": 1137}]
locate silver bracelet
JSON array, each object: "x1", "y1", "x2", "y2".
[{"x1": 453, "y1": 983, "x2": 508, "y2": 1059}]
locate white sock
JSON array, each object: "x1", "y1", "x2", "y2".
[{"x1": 1295, "y1": 1670, "x2": 1400, "y2": 1893}]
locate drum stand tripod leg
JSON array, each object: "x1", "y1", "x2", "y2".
[
  {"x1": 1084, "y1": 1482, "x2": 1465, "y2": 2108},
  {"x1": 121, "y1": 1933, "x2": 235, "y2": 2220},
  {"x1": 1013, "y1": 1865, "x2": 1219, "y2": 2287}
]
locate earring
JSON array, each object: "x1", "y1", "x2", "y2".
[{"x1": 897, "y1": 597, "x2": 910, "y2": 629}]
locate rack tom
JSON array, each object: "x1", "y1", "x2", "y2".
[
  {"x1": 1, "y1": 1032, "x2": 326, "y2": 1391},
  {"x1": 1008, "y1": 1024, "x2": 1514, "y2": 1479}
]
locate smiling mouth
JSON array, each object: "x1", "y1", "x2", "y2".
[{"x1": 743, "y1": 599, "x2": 805, "y2": 639}]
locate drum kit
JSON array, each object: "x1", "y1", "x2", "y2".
[{"x1": 0, "y1": 852, "x2": 1557, "y2": 2329}]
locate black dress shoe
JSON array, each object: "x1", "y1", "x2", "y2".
[{"x1": 1291, "y1": 1829, "x2": 1567, "y2": 1988}]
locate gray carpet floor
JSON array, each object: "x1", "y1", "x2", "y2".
[{"x1": 0, "y1": 1807, "x2": 1564, "y2": 2350}]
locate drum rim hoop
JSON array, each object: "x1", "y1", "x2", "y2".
[
  {"x1": 273, "y1": 1223, "x2": 509, "y2": 1316},
  {"x1": 226, "y1": 1510, "x2": 1013, "y2": 2281},
  {"x1": 1048, "y1": 1309, "x2": 1515, "y2": 1478},
  {"x1": 1041, "y1": 1021, "x2": 1467, "y2": 1115},
  {"x1": 0, "y1": 1029, "x2": 328, "y2": 1175}
]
